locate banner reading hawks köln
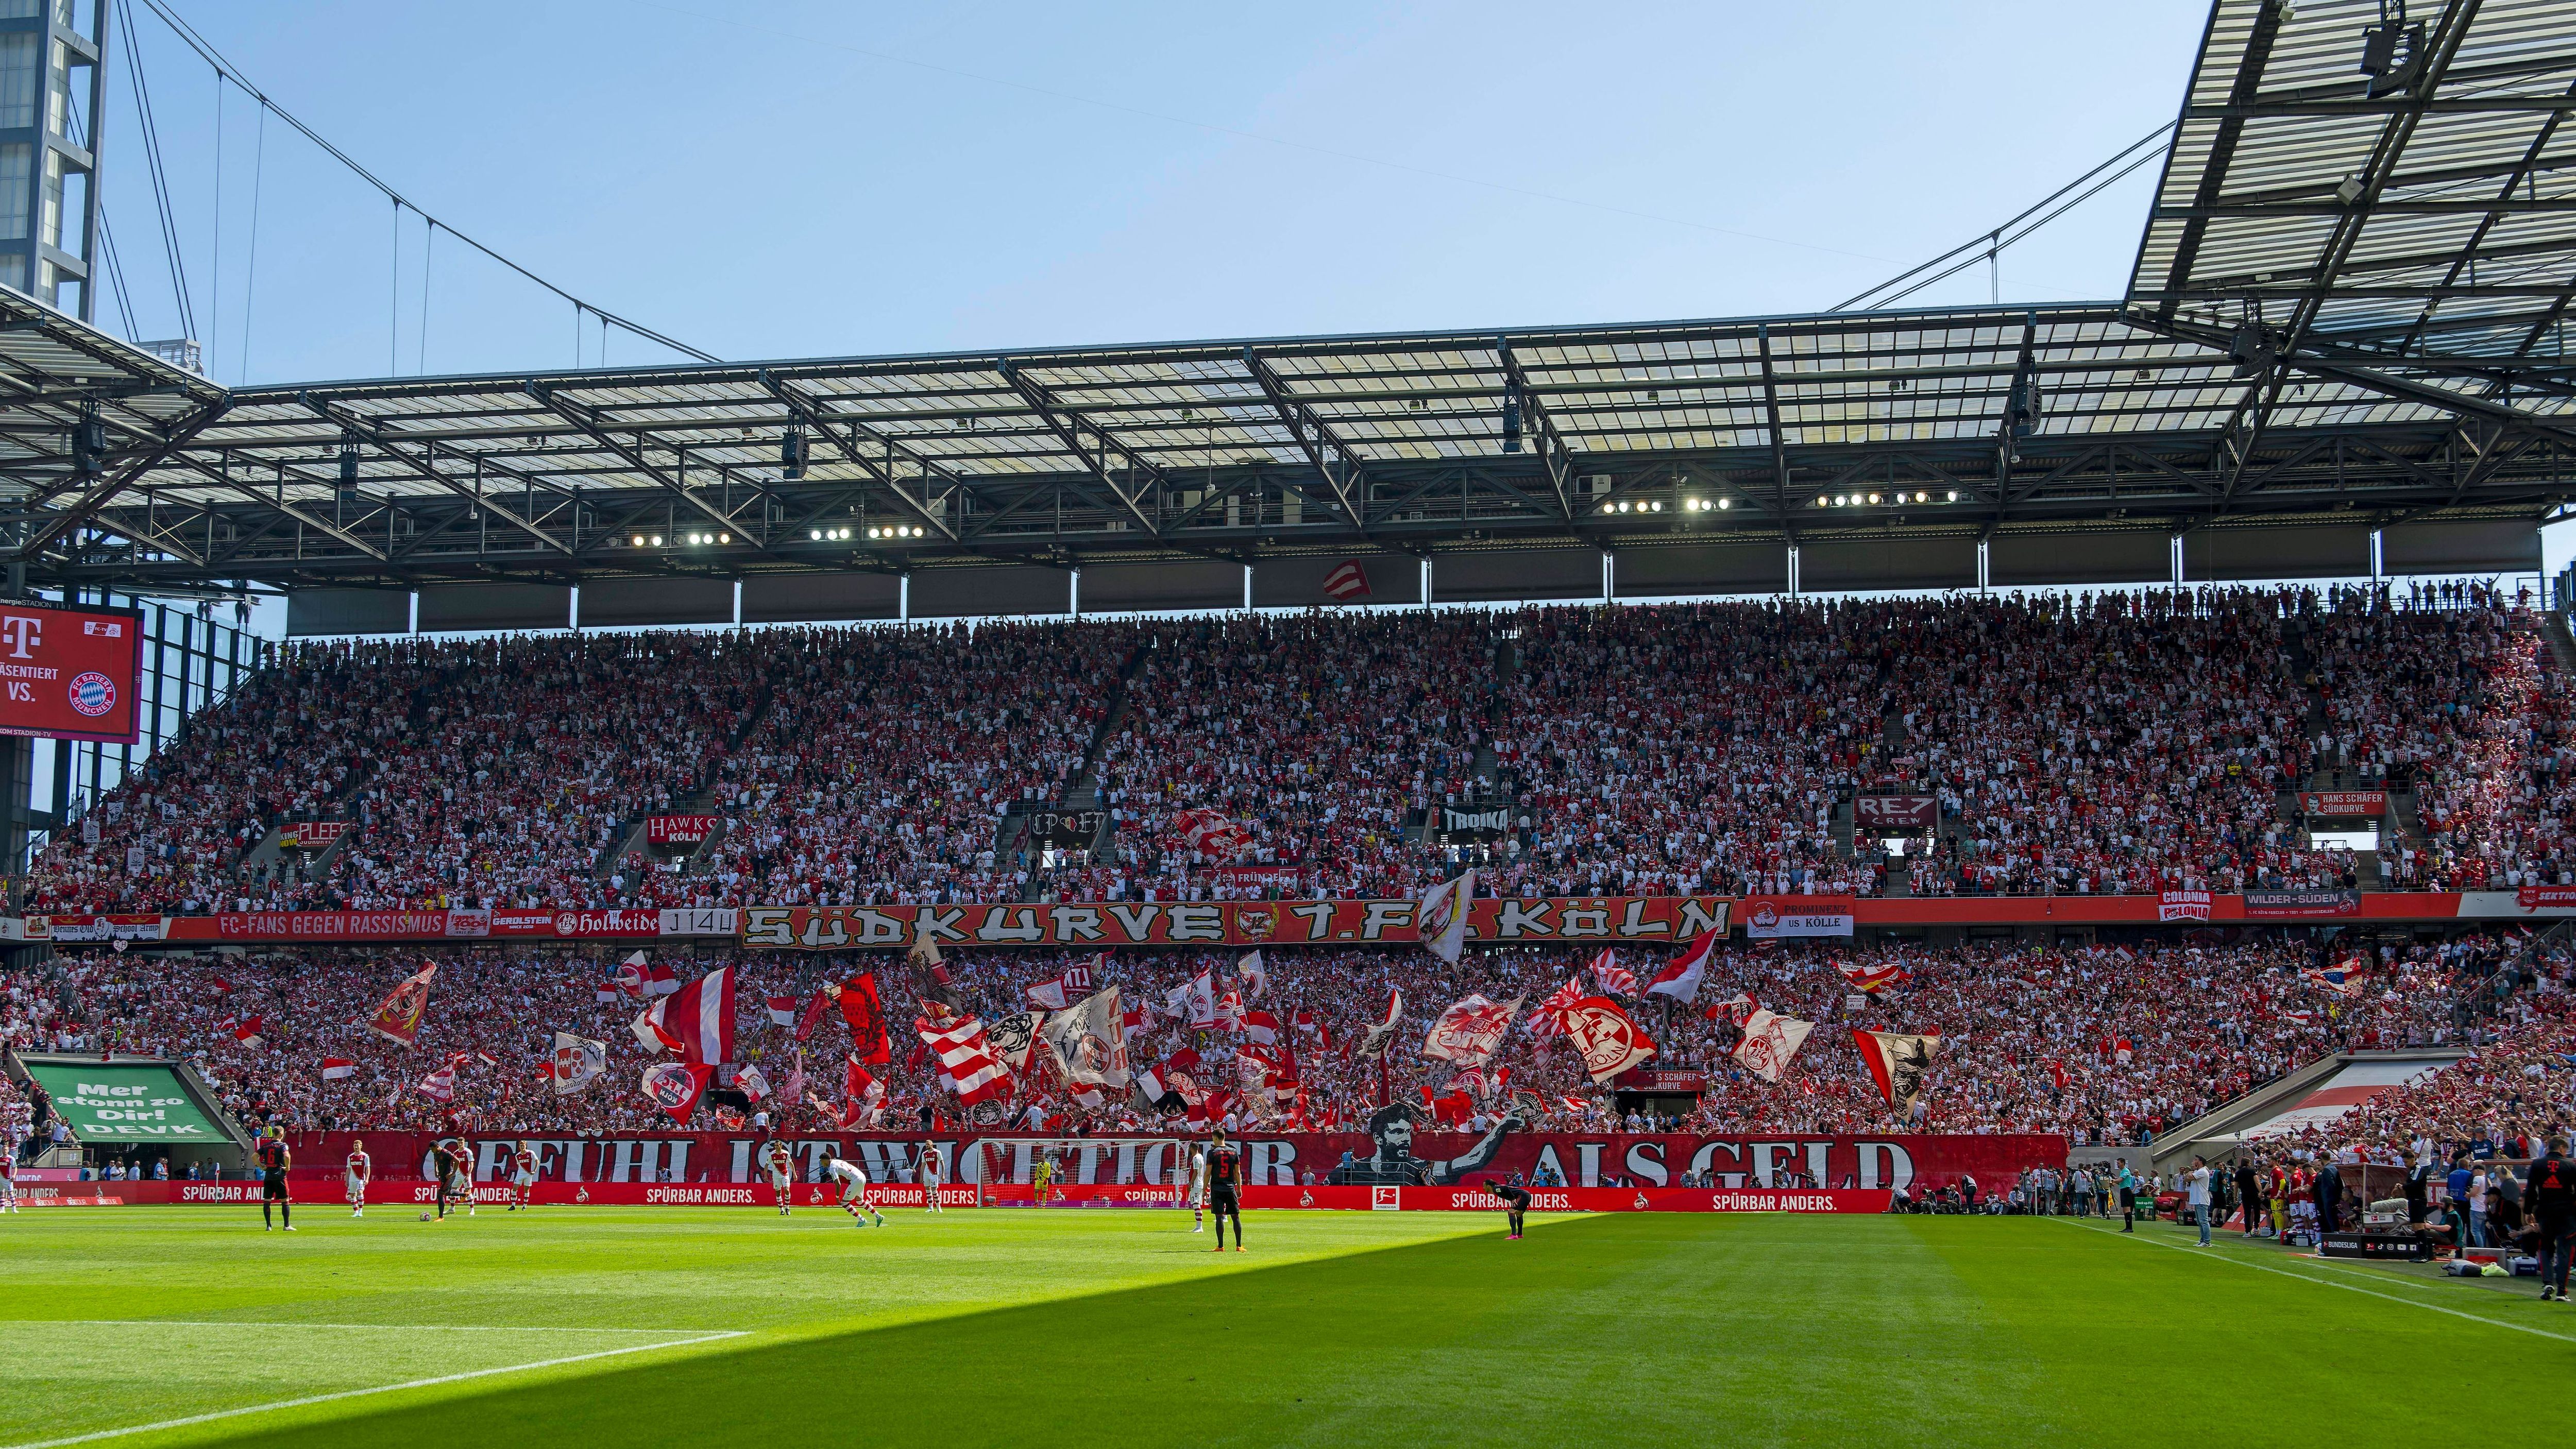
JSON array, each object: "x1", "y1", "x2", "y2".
[{"x1": 740, "y1": 896, "x2": 1731, "y2": 949}]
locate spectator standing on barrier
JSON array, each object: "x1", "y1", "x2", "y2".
[{"x1": 2186, "y1": 1156, "x2": 2213, "y2": 1246}]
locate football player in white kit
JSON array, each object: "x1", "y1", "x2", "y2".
[
  {"x1": 825, "y1": 1157, "x2": 886, "y2": 1226},
  {"x1": 917, "y1": 1143, "x2": 944, "y2": 1213},
  {"x1": 759, "y1": 1139, "x2": 796, "y2": 1216},
  {"x1": 1184, "y1": 1141, "x2": 1208, "y2": 1232},
  {"x1": 344, "y1": 1139, "x2": 371, "y2": 1218},
  {"x1": 507, "y1": 1141, "x2": 539, "y2": 1211}
]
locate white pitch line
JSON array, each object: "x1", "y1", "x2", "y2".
[
  {"x1": 1, "y1": 1331, "x2": 748, "y2": 1449},
  {"x1": 5, "y1": 1321, "x2": 708, "y2": 1334},
  {"x1": 2054, "y1": 1218, "x2": 2576, "y2": 1344}
]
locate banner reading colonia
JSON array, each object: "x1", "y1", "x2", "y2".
[{"x1": 16, "y1": 1059, "x2": 230, "y2": 1144}]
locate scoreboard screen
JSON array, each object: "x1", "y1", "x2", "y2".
[{"x1": 0, "y1": 600, "x2": 144, "y2": 745}]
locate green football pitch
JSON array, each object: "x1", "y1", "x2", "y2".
[{"x1": 1, "y1": 1205, "x2": 2567, "y2": 1446}]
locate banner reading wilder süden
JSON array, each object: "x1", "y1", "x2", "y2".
[{"x1": 17, "y1": 1059, "x2": 230, "y2": 1143}]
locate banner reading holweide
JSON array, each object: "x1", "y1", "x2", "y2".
[{"x1": 18, "y1": 1059, "x2": 230, "y2": 1142}]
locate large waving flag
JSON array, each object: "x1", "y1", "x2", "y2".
[
  {"x1": 640, "y1": 1061, "x2": 712, "y2": 1121},
  {"x1": 1561, "y1": 998, "x2": 1656, "y2": 1083},
  {"x1": 1834, "y1": 959, "x2": 1910, "y2": 994},
  {"x1": 1527, "y1": 976, "x2": 1585, "y2": 1039},
  {"x1": 1416, "y1": 871, "x2": 1475, "y2": 964},
  {"x1": 1647, "y1": 929, "x2": 1720, "y2": 1003},
  {"x1": 1358, "y1": 988, "x2": 1405, "y2": 1060},
  {"x1": 826, "y1": 971, "x2": 892, "y2": 1064},
  {"x1": 1731, "y1": 1008, "x2": 1814, "y2": 1083},
  {"x1": 365, "y1": 963, "x2": 437, "y2": 1047},
  {"x1": 635, "y1": 967, "x2": 737, "y2": 1065},
  {"x1": 550, "y1": 1032, "x2": 607, "y2": 1095},
  {"x1": 1587, "y1": 947, "x2": 1637, "y2": 997},
  {"x1": 1025, "y1": 956, "x2": 1099, "y2": 1012},
  {"x1": 1420, "y1": 994, "x2": 1521, "y2": 1067},
  {"x1": 916, "y1": 1014, "x2": 1012, "y2": 1105},
  {"x1": 1854, "y1": 1030, "x2": 1944, "y2": 1115}
]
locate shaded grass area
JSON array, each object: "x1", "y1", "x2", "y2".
[{"x1": 2, "y1": 1208, "x2": 2566, "y2": 1447}]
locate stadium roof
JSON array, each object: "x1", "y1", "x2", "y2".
[{"x1": 2, "y1": 0, "x2": 2572, "y2": 598}]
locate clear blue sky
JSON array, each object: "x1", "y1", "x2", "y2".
[{"x1": 115, "y1": 1, "x2": 2208, "y2": 383}]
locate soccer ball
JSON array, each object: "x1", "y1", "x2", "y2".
[{"x1": 418, "y1": 1211, "x2": 432, "y2": 1221}]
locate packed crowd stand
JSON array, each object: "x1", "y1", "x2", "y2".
[
  {"x1": 7, "y1": 932, "x2": 2537, "y2": 1181},
  {"x1": 12, "y1": 581, "x2": 2560, "y2": 916}
]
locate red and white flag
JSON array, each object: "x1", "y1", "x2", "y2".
[
  {"x1": 765, "y1": 995, "x2": 800, "y2": 1029},
  {"x1": 1178, "y1": 969, "x2": 1218, "y2": 1028},
  {"x1": 415, "y1": 1052, "x2": 470, "y2": 1103},
  {"x1": 1241, "y1": 1009, "x2": 1281, "y2": 1046},
  {"x1": 1834, "y1": 959, "x2": 1909, "y2": 994},
  {"x1": 1213, "y1": 988, "x2": 1245, "y2": 1033},
  {"x1": 1025, "y1": 957, "x2": 1099, "y2": 1012},
  {"x1": 364, "y1": 963, "x2": 436, "y2": 1048},
  {"x1": 1321, "y1": 559, "x2": 1370, "y2": 601},
  {"x1": 1358, "y1": 988, "x2": 1405, "y2": 1059},
  {"x1": 1853, "y1": 1029, "x2": 1944, "y2": 1114},
  {"x1": 1527, "y1": 976, "x2": 1586, "y2": 1039},
  {"x1": 735, "y1": 1063, "x2": 773, "y2": 1103},
  {"x1": 208, "y1": 976, "x2": 234, "y2": 995},
  {"x1": 1238, "y1": 951, "x2": 1268, "y2": 1000},
  {"x1": 551, "y1": 1032, "x2": 607, "y2": 1095},
  {"x1": 1420, "y1": 994, "x2": 1521, "y2": 1068},
  {"x1": 1709, "y1": 991, "x2": 1759, "y2": 1026},
  {"x1": 639, "y1": 1061, "x2": 712, "y2": 1121},
  {"x1": 1646, "y1": 929, "x2": 1720, "y2": 1004},
  {"x1": 634, "y1": 967, "x2": 737, "y2": 1065},
  {"x1": 318, "y1": 1057, "x2": 355, "y2": 1081},
  {"x1": 1137, "y1": 1046, "x2": 1201, "y2": 1106},
  {"x1": 915, "y1": 1014, "x2": 1012, "y2": 1105},
  {"x1": 1730, "y1": 1008, "x2": 1814, "y2": 1084},
  {"x1": 224, "y1": 1015, "x2": 265, "y2": 1049},
  {"x1": 838, "y1": 1056, "x2": 887, "y2": 1129},
  {"x1": 1119, "y1": 1002, "x2": 1149, "y2": 1043},
  {"x1": 1560, "y1": 997, "x2": 1656, "y2": 1084},
  {"x1": 614, "y1": 951, "x2": 679, "y2": 997},
  {"x1": 1587, "y1": 947, "x2": 1637, "y2": 997}
]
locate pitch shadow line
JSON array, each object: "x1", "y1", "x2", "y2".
[
  {"x1": 2052, "y1": 1218, "x2": 2576, "y2": 1344},
  {"x1": 0, "y1": 1331, "x2": 749, "y2": 1449},
  {"x1": 1, "y1": 1321, "x2": 717, "y2": 1334}
]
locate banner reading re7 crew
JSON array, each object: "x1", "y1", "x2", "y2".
[{"x1": 740, "y1": 896, "x2": 1731, "y2": 950}]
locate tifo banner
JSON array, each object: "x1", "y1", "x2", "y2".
[
  {"x1": 27, "y1": 913, "x2": 167, "y2": 943},
  {"x1": 645, "y1": 814, "x2": 721, "y2": 846},
  {"x1": 2299, "y1": 791, "x2": 2389, "y2": 817},
  {"x1": 1739, "y1": 896, "x2": 1854, "y2": 940},
  {"x1": 2242, "y1": 889, "x2": 2360, "y2": 919},
  {"x1": 742, "y1": 897, "x2": 1732, "y2": 950},
  {"x1": 14, "y1": 1058, "x2": 230, "y2": 1144},
  {"x1": 1853, "y1": 795, "x2": 1938, "y2": 831},
  {"x1": 281, "y1": 1131, "x2": 2060, "y2": 1194}
]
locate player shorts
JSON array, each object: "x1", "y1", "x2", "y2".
[
  {"x1": 1210, "y1": 1187, "x2": 1240, "y2": 1214},
  {"x1": 261, "y1": 1171, "x2": 288, "y2": 1201},
  {"x1": 345, "y1": 1177, "x2": 365, "y2": 1202},
  {"x1": 511, "y1": 1172, "x2": 536, "y2": 1188}
]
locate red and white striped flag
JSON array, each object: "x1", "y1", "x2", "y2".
[
  {"x1": 915, "y1": 1014, "x2": 1012, "y2": 1105},
  {"x1": 765, "y1": 995, "x2": 800, "y2": 1029},
  {"x1": 224, "y1": 1015, "x2": 265, "y2": 1049},
  {"x1": 633, "y1": 967, "x2": 737, "y2": 1065},
  {"x1": 1241, "y1": 1009, "x2": 1280, "y2": 1046},
  {"x1": 1834, "y1": 959, "x2": 1909, "y2": 994},
  {"x1": 1588, "y1": 947, "x2": 1637, "y2": 997},
  {"x1": 318, "y1": 1057, "x2": 355, "y2": 1081},
  {"x1": 1528, "y1": 976, "x2": 1586, "y2": 1039},
  {"x1": 1646, "y1": 929, "x2": 1719, "y2": 1003}
]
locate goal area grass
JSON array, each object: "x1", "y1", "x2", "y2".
[{"x1": 1, "y1": 1204, "x2": 2565, "y2": 1446}]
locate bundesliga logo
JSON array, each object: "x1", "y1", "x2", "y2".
[{"x1": 67, "y1": 672, "x2": 114, "y2": 718}]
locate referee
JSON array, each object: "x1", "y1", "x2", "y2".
[
  {"x1": 1485, "y1": 1178, "x2": 1531, "y2": 1239},
  {"x1": 1206, "y1": 1129, "x2": 1244, "y2": 1253}
]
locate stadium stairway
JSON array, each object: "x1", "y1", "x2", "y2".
[
  {"x1": 597, "y1": 678, "x2": 779, "y2": 884},
  {"x1": 2144, "y1": 1047, "x2": 2463, "y2": 1172},
  {"x1": 1013, "y1": 642, "x2": 1149, "y2": 900}
]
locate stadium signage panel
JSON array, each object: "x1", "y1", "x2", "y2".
[
  {"x1": 2241, "y1": 889, "x2": 2361, "y2": 919},
  {"x1": 1853, "y1": 795, "x2": 1938, "y2": 830},
  {"x1": 2513, "y1": 885, "x2": 2576, "y2": 910},
  {"x1": 740, "y1": 896, "x2": 1732, "y2": 950},
  {"x1": 0, "y1": 600, "x2": 143, "y2": 745},
  {"x1": 1610, "y1": 1067, "x2": 1709, "y2": 1094},
  {"x1": 283, "y1": 1130, "x2": 2061, "y2": 1194},
  {"x1": 2298, "y1": 791, "x2": 2389, "y2": 817},
  {"x1": 277, "y1": 821, "x2": 352, "y2": 850},
  {"x1": 645, "y1": 814, "x2": 720, "y2": 846},
  {"x1": 27, "y1": 913, "x2": 166, "y2": 942},
  {"x1": 161, "y1": 909, "x2": 675, "y2": 943},
  {"x1": 15, "y1": 1060, "x2": 228, "y2": 1143},
  {"x1": 1740, "y1": 895, "x2": 1855, "y2": 939},
  {"x1": 48, "y1": 1180, "x2": 1891, "y2": 1212}
]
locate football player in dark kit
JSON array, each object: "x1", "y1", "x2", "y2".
[
  {"x1": 1207, "y1": 1128, "x2": 1245, "y2": 1252},
  {"x1": 1485, "y1": 1178, "x2": 1532, "y2": 1239},
  {"x1": 256, "y1": 1126, "x2": 293, "y2": 1232}
]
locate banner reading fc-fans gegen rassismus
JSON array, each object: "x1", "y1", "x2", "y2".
[{"x1": 740, "y1": 897, "x2": 1731, "y2": 951}]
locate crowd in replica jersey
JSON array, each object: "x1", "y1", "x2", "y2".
[
  {"x1": 7, "y1": 931, "x2": 2554, "y2": 1173},
  {"x1": 15, "y1": 581, "x2": 2566, "y2": 917}
]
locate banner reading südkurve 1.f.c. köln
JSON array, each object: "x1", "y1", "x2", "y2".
[{"x1": 739, "y1": 897, "x2": 1732, "y2": 950}]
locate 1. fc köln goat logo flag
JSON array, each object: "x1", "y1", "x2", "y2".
[
  {"x1": 1561, "y1": 997, "x2": 1655, "y2": 1083},
  {"x1": 365, "y1": 963, "x2": 436, "y2": 1047},
  {"x1": 1854, "y1": 1029, "x2": 1944, "y2": 1116}
]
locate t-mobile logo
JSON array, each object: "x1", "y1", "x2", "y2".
[{"x1": 0, "y1": 615, "x2": 40, "y2": 659}]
